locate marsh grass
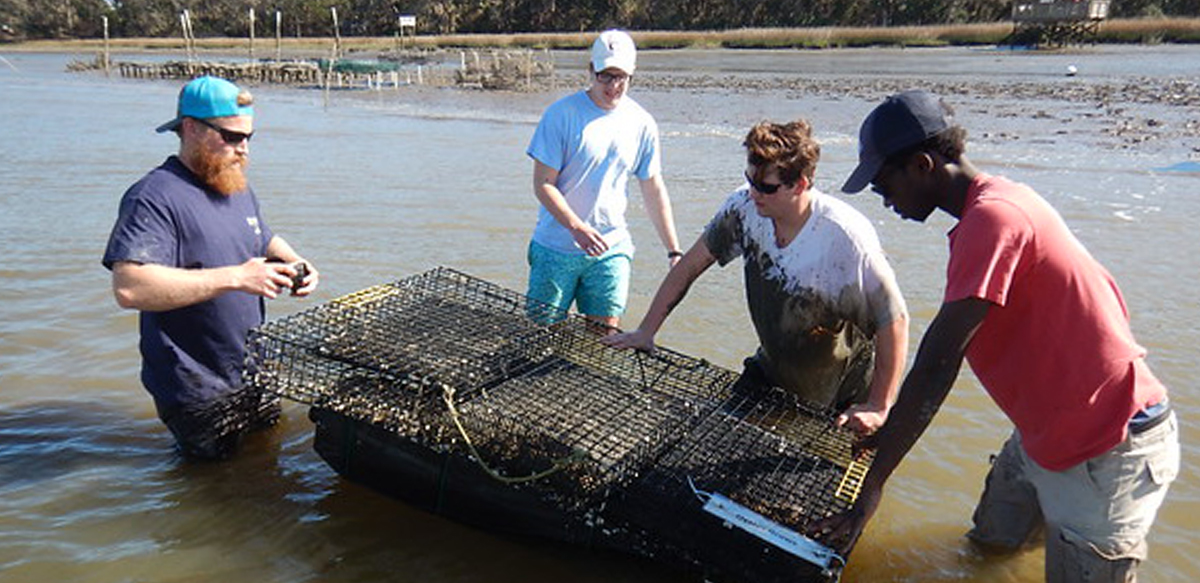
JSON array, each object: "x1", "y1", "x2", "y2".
[
  {"x1": 6, "y1": 18, "x2": 1199, "y2": 55},
  {"x1": 1100, "y1": 17, "x2": 1200, "y2": 43}
]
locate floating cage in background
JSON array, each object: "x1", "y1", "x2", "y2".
[{"x1": 245, "y1": 267, "x2": 874, "y2": 582}]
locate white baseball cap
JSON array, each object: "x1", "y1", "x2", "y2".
[{"x1": 591, "y1": 29, "x2": 636, "y2": 75}]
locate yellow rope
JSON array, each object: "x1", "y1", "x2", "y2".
[{"x1": 441, "y1": 385, "x2": 587, "y2": 485}]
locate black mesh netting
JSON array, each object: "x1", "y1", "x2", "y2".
[{"x1": 244, "y1": 267, "x2": 873, "y2": 583}]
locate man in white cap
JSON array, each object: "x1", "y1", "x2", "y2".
[
  {"x1": 815, "y1": 89, "x2": 1178, "y2": 582},
  {"x1": 103, "y1": 76, "x2": 320, "y2": 460},
  {"x1": 525, "y1": 29, "x2": 682, "y2": 330}
]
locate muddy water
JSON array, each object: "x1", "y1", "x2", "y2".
[{"x1": 0, "y1": 45, "x2": 1196, "y2": 582}]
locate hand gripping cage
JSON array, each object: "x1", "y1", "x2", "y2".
[{"x1": 244, "y1": 267, "x2": 873, "y2": 582}]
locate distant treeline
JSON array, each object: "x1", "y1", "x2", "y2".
[{"x1": 3, "y1": 0, "x2": 1198, "y2": 40}]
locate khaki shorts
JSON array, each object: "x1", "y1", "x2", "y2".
[{"x1": 967, "y1": 413, "x2": 1179, "y2": 582}]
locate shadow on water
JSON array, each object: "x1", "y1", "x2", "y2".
[
  {"x1": 0, "y1": 400, "x2": 173, "y2": 487},
  {"x1": 304, "y1": 478, "x2": 695, "y2": 583},
  {"x1": 0, "y1": 399, "x2": 689, "y2": 582},
  {"x1": 281, "y1": 409, "x2": 697, "y2": 583},
  {"x1": 0, "y1": 397, "x2": 1036, "y2": 581}
]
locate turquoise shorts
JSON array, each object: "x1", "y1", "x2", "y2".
[{"x1": 526, "y1": 239, "x2": 632, "y2": 321}]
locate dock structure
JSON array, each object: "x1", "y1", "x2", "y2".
[
  {"x1": 1010, "y1": 0, "x2": 1110, "y2": 46},
  {"x1": 116, "y1": 60, "x2": 324, "y2": 85},
  {"x1": 82, "y1": 48, "x2": 553, "y2": 92},
  {"x1": 112, "y1": 59, "x2": 434, "y2": 90}
]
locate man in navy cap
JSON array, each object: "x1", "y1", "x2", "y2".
[
  {"x1": 103, "y1": 76, "x2": 320, "y2": 460},
  {"x1": 816, "y1": 90, "x2": 1178, "y2": 582}
]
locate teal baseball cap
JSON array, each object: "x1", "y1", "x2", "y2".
[{"x1": 156, "y1": 76, "x2": 254, "y2": 133}]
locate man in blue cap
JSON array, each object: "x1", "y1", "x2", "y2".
[
  {"x1": 103, "y1": 76, "x2": 320, "y2": 460},
  {"x1": 815, "y1": 90, "x2": 1178, "y2": 582}
]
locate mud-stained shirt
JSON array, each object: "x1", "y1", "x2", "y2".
[{"x1": 704, "y1": 187, "x2": 907, "y2": 409}]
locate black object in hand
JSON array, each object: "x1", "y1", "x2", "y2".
[{"x1": 290, "y1": 261, "x2": 309, "y2": 294}]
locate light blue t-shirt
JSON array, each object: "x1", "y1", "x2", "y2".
[{"x1": 526, "y1": 90, "x2": 661, "y2": 254}]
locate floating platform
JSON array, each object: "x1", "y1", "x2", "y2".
[{"x1": 244, "y1": 267, "x2": 872, "y2": 582}]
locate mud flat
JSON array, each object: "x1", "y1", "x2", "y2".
[{"x1": 630, "y1": 70, "x2": 1200, "y2": 151}]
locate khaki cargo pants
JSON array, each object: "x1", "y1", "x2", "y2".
[{"x1": 966, "y1": 413, "x2": 1179, "y2": 583}]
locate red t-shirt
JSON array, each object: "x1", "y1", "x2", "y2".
[{"x1": 945, "y1": 174, "x2": 1166, "y2": 471}]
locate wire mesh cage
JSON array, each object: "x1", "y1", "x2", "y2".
[{"x1": 245, "y1": 267, "x2": 873, "y2": 582}]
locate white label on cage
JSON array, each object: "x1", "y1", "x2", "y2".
[{"x1": 701, "y1": 492, "x2": 840, "y2": 570}]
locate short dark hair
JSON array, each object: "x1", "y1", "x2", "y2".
[{"x1": 743, "y1": 119, "x2": 820, "y2": 186}]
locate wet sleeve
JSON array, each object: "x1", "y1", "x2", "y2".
[
  {"x1": 702, "y1": 192, "x2": 745, "y2": 267},
  {"x1": 101, "y1": 186, "x2": 177, "y2": 270},
  {"x1": 862, "y1": 249, "x2": 908, "y2": 331}
]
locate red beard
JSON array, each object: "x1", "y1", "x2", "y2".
[{"x1": 191, "y1": 146, "x2": 249, "y2": 196}]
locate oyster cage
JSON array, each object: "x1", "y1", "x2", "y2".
[{"x1": 244, "y1": 267, "x2": 873, "y2": 582}]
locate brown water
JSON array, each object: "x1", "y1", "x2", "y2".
[{"x1": 0, "y1": 45, "x2": 1196, "y2": 582}]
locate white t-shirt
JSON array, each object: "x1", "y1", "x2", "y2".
[{"x1": 704, "y1": 187, "x2": 907, "y2": 407}]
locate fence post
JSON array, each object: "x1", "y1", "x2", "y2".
[
  {"x1": 102, "y1": 15, "x2": 111, "y2": 75},
  {"x1": 330, "y1": 7, "x2": 341, "y2": 60},
  {"x1": 248, "y1": 7, "x2": 256, "y2": 61},
  {"x1": 275, "y1": 11, "x2": 283, "y2": 61}
]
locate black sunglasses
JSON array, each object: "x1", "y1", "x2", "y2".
[
  {"x1": 595, "y1": 71, "x2": 631, "y2": 85},
  {"x1": 744, "y1": 171, "x2": 786, "y2": 195},
  {"x1": 192, "y1": 117, "x2": 254, "y2": 145}
]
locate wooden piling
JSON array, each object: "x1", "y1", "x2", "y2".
[
  {"x1": 248, "y1": 8, "x2": 256, "y2": 61},
  {"x1": 102, "y1": 16, "x2": 110, "y2": 75}
]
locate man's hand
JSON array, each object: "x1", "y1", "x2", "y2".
[
  {"x1": 600, "y1": 328, "x2": 656, "y2": 352},
  {"x1": 837, "y1": 403, "x2": 889, "y2": 436},
  {"x1": 807, "y1": 484, "x2": 883, "y2": 557},
  {"x1": 288, "y1": 260, "x2": 319, "y2": 297},
  {"x1": 571, "y1": 225, "x2": 609, "y2": 257},
  {"x1": 239, "y1": 258, "x2": 297, "y2": 299}
]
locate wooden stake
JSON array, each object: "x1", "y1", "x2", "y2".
[
  {"x1": 324, "y1": 7, "x2": 340, "y2": 109},
  {"x1": 275, "y1": 10, "x2": 282, "y2": 61},
  {"x1": 102, "y1": 15, "x2": 110, "y2": 74},
  {"x1": 180, "y1": 9, "x2": 196, "y2": 68},
  {"x1": 248, "y1": 7, "x2": 256, "y2": 61},
  {"x1": 330, "y1": 7, "x2": 341, "y2": 60}
]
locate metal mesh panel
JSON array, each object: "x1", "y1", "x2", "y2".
[
  {"x1": 449, "y1": 325, "x2": 738, "y2": 508},
  {"x1": 246, "y1": 268, "x2": 737, "y2": 504},
  {"x1": 628, "y1": 387, "x2": 873, "y2": 529},
  {"x1": 245, "y1": 267, "x2": 873, "y2": 580},
  {"x1": 246, "y1": 268, "x2": 561, "y2": 432}
]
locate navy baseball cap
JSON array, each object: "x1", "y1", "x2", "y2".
[
  {"x1": 156, "y1": 76, "x2": 253, "y2": 133},
  {"x1": 842, "y1": 90, "x2": 952, "y2": 193}
]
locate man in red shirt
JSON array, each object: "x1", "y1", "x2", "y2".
[{"x1": 819, "y1": 90, "x2": 1178, "y2": 582}]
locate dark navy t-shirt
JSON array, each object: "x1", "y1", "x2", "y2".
[{"x1": 103, "y1": 156, "x2": 274, "y2": 409}]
